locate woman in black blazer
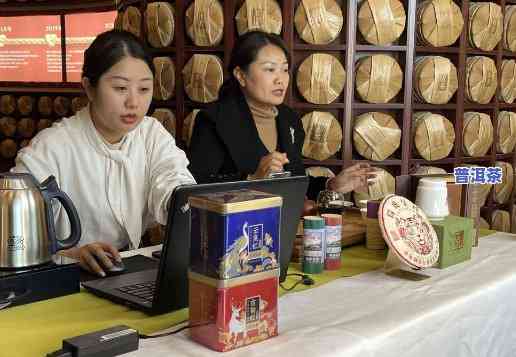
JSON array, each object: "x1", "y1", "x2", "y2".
[{"x1": 188, "y1": 31, "x2": 375, "y2": 199}]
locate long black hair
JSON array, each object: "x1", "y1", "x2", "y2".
[
  {"x1": 219, "y1": 31, "x2": 290, "y2": 99},
  {"x1": 82, "y1": 29, "x2": 154, "y2": 87}
]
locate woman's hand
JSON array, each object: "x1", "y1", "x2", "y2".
[
  {"x1": 59, "y1": 242, "x2": 122, "y2": 277},
  {"x1": 252, "y1": 152, "x2": 289, "y2": 179},
  {"x1": 327, "y1": 163, "x2": 378, "y2": 193}
]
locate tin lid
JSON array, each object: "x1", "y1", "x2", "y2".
[
  {"x1": 321, "y1": 213, "x2": 342, "y2": 226},
  {"x1": 188, "y1": 268, "x2": 279, "y2": 288},
  {"x1": 188, "y1": 189, "x2": 282, "y2": 214},
  {"x1": 303, "y1": 216, "x2": 325, "y2": 229},
  {"x1": 378, "y1": 194, "x2": 439, "y2": 269}
]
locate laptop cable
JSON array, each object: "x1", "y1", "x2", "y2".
[
  {"x1": 138, "y1": 320, "x2": 209, "y2": 339},
  {"x1": 279, "y1": 273, "x2": 315, "y2": 291}
]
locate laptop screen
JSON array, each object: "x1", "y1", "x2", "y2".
[{"x1": 153, "y1": 176, "x2": 309, "y2": 312}]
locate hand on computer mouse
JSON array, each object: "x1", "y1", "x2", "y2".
[{"x1": 59, "y1": 242, "x2": 122, "y2": 277}]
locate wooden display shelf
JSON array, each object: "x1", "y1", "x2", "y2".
[
  {"x1": 352, "y1": 103, "x2": 405, "y2": 109},
  {"x1": 303, "y1": 159, "x2": 344, "y2": 167},
  {"x1": 415, "y1": 46, "x2": 460, "y2": 54},
  {"x1": 352, "y1": 159, "x2": 402, "y2": 166},
  {"x1": 292, "y1": 102, "x2": 346, "y2": 110},
  {"x1": 413, "y1": 103, "x2": 457, "y2": 110},
  {"x1": 293, "y1": 44, "x2": 346, "y2": 51},
  {"x1": 0, "y1": 86, "x2": 84, "y2": 94},
  {"x1": 410, "y1": 158, "x2": 458, "y2": 165},
  {"x1": 355, "y1": 45, "x2": 407, "y2": 52}
]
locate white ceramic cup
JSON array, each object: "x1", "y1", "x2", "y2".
[{"x1": 415, "y1": 177, "x2": 449, "y2": 220}]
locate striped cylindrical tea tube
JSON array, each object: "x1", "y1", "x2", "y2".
[
  {"x1": 321, "y1": 214, "x2": 342, "y2": 270},
  {"x1": 302, "y1": 216, "x2": 325, "y2": 274}
]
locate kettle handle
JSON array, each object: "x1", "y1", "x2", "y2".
[{"x1": 41, "y1": 176, "x2": 82, "y2": 254}]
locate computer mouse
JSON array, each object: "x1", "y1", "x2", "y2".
[{"x1": 105, "y1": 259, "x2": 126, "y2": 275}]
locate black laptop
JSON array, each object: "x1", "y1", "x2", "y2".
[{"x1": 82, "y1": 176, "x2": 309, "y2": 314}]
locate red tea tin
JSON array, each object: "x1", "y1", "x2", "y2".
[{"x1": 189, "y1": 269, "x2": 279, "y2": 352}]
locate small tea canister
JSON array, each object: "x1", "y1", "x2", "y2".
[
  {"x1": 302, "y1": 216, "x2": 325, "y2": 274},
  {"x1": 189, "y1": 269, "x2": 279, "y2": 352},
  {"x1": 189, "y1": 189, "x2": 282, "y2": 279},
  {"x1": 321, "y1": 213, "x2": 342, "y2": 270}
]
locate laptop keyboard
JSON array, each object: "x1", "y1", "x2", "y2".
[{"x1": 116, "y1": 281, "x2": 156, "y2": 302}]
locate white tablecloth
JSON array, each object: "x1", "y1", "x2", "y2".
[{"x1": 126, "y1": 232, "x2": 516, "y2": 357}]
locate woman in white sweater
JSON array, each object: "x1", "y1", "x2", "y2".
[{"x1": 13, "y1": 30, "x2": 195, "y2": 276}]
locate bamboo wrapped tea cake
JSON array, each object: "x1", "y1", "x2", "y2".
[
  {"x1": 37, "y1": 119, "x2": 52, "y2": 132},
  {"x1": 462, "y1": 112, "x2": 493, "y2": 157},
  {"x1": 296, "y1": 53, "x2": 345, "y2": 104},
  {"x1": 491, "y1": 209, "x2": 511, "y2": 232},
  {"x1": 466, "y1": 56, "x2": 497, "y2": 104},
  {"x1": 0, "y1": 95, "x2": 16, "y2": 115},
  {"x1": 468, "y1": 2, "x2": 502, "y2": 51},
  {"x1": 305, "y1": 166, "x2": 335, "y2": 178},
  {"x1": 235, "y1": 0, "x2": 283, "y2": 36},
  {"x1": 186, "y1": 0, "x2": 224, "y2": 46},
  {"x1": 496, "y1": 111, "x2": 516, "y2": 153},
  {"x1": 183, "y1": 109, "x2": 200, "y2": 147},
  {"x1": 413, "y1": 112, "x2": 455, "y2": 161},
  {"x1": 0, "y1": 139, "x2": 17, "y2": 159},
  {"x1": 71, "y1": 97, "x2": 88, "y2": 114},
  {"x1": 151, "y1": 108, "x2": 176, "y2": 137},
  {"x1": 353, "y1": 112, "x2": 401, "y2": 161},
  {"x1": 145, "y1": 2, "x2": 175, "y2": 48},
  {"x1": 301, "y1": 111, "x2": 342, "y2": 161},
  {"x1": 38, "y1": 96, "x2": 53, "y2": 116},
  {"x1": 294, "y1": 0, "x2": 343, "y2": 45},
  {"x1": 417, "y1": 0, "x2": 464, "y2": 47},
  {"x1": 355, "y1": 54, "x2": 403, "y2": 103},
  {"x1": 17, "y1": 96, "x2": 33, "y2": 116},
  {"x1": 122, "y1": 6, "x2": 142, "y2": 38},
  {"x1": 413, "y1": 166, "x2": 447, "y2": 175},
  {"x1": 0, "y1": 117, "x2": 16, "y2": 137},
  {"x1": 503, "y1": 5, "x2": 516, "y2": 51},
  {"x1": 183, "y1": 54, "x2": 223, "y2": 103},
  {"x1": 414, "y1": 56, "x2": 458, "y2": 104},
  {"x1": 358, "y1": 0, "x2": 406, "y2": 45},
  {"x1": 353, "y1": 168, "x2": 395, "y2": 206},
  {"x1": 500, "y1": 59, "x2": 516, "y2": 103},
  {"x1": 153, "y1": 57, "x2": 175, "y2": 101},
  {"x1": 53, "y1": 96, "x2": 70, "y2": 117},
  {"x1": 494, "y1": 161, "x2": 514, "y2": 204},
  {"x1": 17, "y1": 118, "x2": 35, "y2": 139},
  {"x1": 512, "y1": 206, "x2": 516, "y2": 234}
]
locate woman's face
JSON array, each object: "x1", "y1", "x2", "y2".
[
  {"x1": 84, "y1": 56, "x2": 153, "y2": 143},
  {"x1": 236, "y1": 44, "x2": 289, "y2": 106}
]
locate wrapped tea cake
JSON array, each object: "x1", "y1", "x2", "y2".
[
  {"x1": 183, "y1": 109, "x2": 200, "y2": 147},
  {"x1": 413, "y1": 165, "x2": 447, "y2": 175},
  {"x1": 53, "y1": 96, "x2": 70, "y2": 117},
  {"x1": 468, "y1": 2, "x2": 502, "y2": 51},
  {"x1": 186, "y1": 0, "x2": 224, "y2": 47},
  {"x1": 301, "y1": 111, "x2": 342, "y2": 161},
  {"x1": 417, "y1": 0, "x2": 464, "y2": 47},
  {"x1": 145, "y1": 2, "x2": 175, "y2": 48},
  {"x1": 354, "y1": 167, "x2": 395, "y2": 207},
  {"x1": 500, "y1": 60, "x2": 516, "y2": 103},
  {"x1": 17, "y1": 118, "x2": 35, "y2": 139},
  {"x1": 358, "y1": 0, "x2": 406, "y2": 45},
  {"x1": 465, "y1": 56, "x2": 497, "y2": 104},
  {"x1": 153, "y1": 57, "x2": 175, "y2": 101},
  {"x1": 151, "y1": 108, "x2": 176, "y2": 137},
  {"x1": 37, "y1": 119, "x2": 52, "y2": 132},
  {"x1": 414, "y1": 56, "x2": 458, "y2": 104},
  {"x1": 183, "y1": 54, "x2": 223, "y2": 103},
  {"x1": 355, "y1": 54, "x2": 403, "y2": 103},
  {"x1": 0, "y1": 139, "x2": 17, "y2": 159},
  {"x1": 353, "y1": 112, "x2": 401, "y2": 161},
  {"x1": 294, "y1": 0, "x2": 343, "y2": 45},
  {"x1": 503, "y1": 5, "x2": 516, "y2": 51},
  {"x1": 235, "y1": 0, "x2": 283, "y2": 36},
  {"x1": 462, "y1": 112, "x2": 493, "y2": 157},
  {"x1": 413, "y1": 112, "x2": 455, "y2": 161},
  {"x1": 17, "y1": 96, "x2": 33, "y2": 115},
  {"x1": 496, "y1": 111, "x2": 516, "y2": 154},
  {"x1": 491, "y1": 209, "x2": 511, "y2": 232},
  {"x1": 494, "y1": 161, "x2": 514, "y2": 204},
  {"x1": 512, "y1": 206, "x2": 516, "y2": 234},
  {"x1": 0, "y1": 95, "x2": 16, "y2": 115},
  {"x1": 305, "y1": 166, "x2": 335, "y2": 178},
  {"x1": 0, "y1": 117, "x2": 16, "y2": 137},
  {"x1": 296, "y1": 53, "x2": 345, "y2": 104},
  {"x1": 122, "y1": 6, "x2": 142, "y2": 38},
  {"x1": 38, "y1": 96, "x2": 53, "y2": 116},
  {"x1": 71, "y1": 97, "x2": 88, "y2": 114}
]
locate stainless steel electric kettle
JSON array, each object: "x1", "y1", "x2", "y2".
[{"x1": 0, "y1": 173, "x2": 81, "y2": 269}]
